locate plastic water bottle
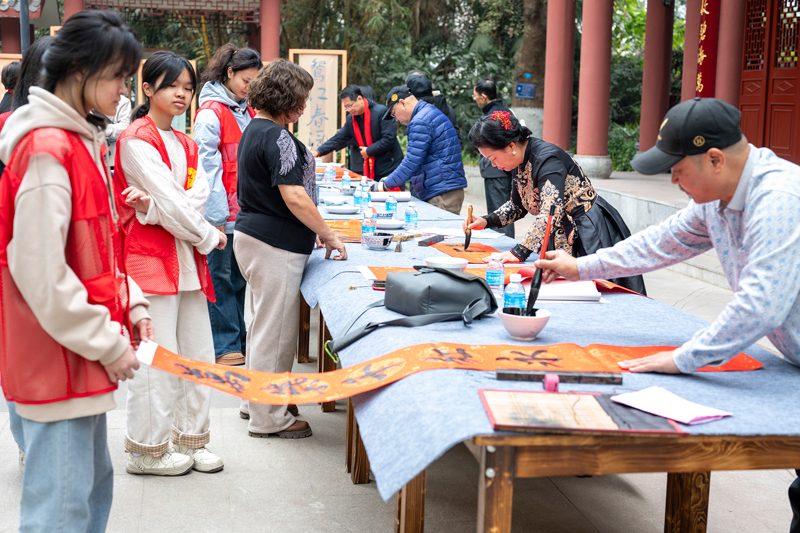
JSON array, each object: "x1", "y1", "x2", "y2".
[
  {"x1": 486, "y1": 253, "x2": 505, "y2": 303},
  {"x1": 385, "y1": 192, "x2": 397, "y2": 215},
  {"x1": 367, "y1": 202, "x2": 378, "y2": 224},
  {"x1": 361, "y1": 177, "x2": 371, "y2": 204},
  {"x1": 504, "y1": 273, "x2": 526, "y2": 310},
  {"x1": 354, "y1": 183, "x2": 363, "y2": 210},
  {"x1": 361, "y1": 209, "x2": 376, "y2": 244},
  {"x1": 324, "y1": 164, "x2": 335, "y2": 184},
  {"x1": 342, "y1": 169, "x2": 351, "y2": 190},
  {"x1": 404, "y1": 201, "x2": 418, "y2": 230}
]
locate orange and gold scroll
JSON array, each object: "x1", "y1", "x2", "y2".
[
  {"x1": 431, "y1": 242, "x2": 500, "y2": 263},
  {"x1": 138, "y1": 342, "x2": 763, "y2": 406}
]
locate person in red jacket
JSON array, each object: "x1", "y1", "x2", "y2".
[
  {"x1": 115, "y1": 51, "x2": 226, "y2": 476},
  {"x1": 194, "y1": 44, "x2": 261, "y2": 367},
  {"x1": 0, "y1": 11, "x2": 150, "y2": 531}
]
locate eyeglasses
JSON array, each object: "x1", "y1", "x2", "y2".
[{"x1": 343, "y1": 103, "x2": 355, "y2": 110}]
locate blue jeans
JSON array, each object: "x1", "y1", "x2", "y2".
[
  {"x1": 6, "y1": 400, "x2": 24, "y2": 450},
  {"x1": 19, "y1": 413, "x2": 113, "y2": 533},
  {"x1": 207, "y1": 233, "x2": 247, "y2": 358}
]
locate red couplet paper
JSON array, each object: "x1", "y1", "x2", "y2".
[
  {"x1": 140, "y1": 341, "x2": 763, "y2": 406},
  {"x1": 431, "y1": 242, "x2": 500, "y2": 263},
  {"x1": 325, "y1": 219, "x2": 362, "y2": 243}
]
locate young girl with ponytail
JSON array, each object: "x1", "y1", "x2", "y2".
[
  {"x1": 114, "y1": 51, "x2": 226, "y2": 476},
  {"x1": 194, "y1": 43, "x2": 261, "y2": 367},
  {"x1": 0, "y1": 11, "x2": 150, "y2": 530}
]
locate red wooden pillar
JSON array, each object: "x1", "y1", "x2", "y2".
[
  {"x1": 1, "y1": 18, "x2": 21, "y2": 54},
  {"x1": 715, "y1": 0, "x2": 747, "y2": 107},
  {"x1": 639, "y1": 0, "x2": 674, "y2": 152},
  {"x1": 542, "y1": 0, "x2": 575, "y2": 151},
  {"x1": 575, "y1": 0, "x2": 614, "y2": 178},
  {"x1": 682, "y1": 0, "x2": 702, "y2": 101},
  {"x1": 63, "y1": 0, "x2": 85, "y2": 22},
  {"x1": 259, "y1": 0, "x2": 280, "y2": 61}
]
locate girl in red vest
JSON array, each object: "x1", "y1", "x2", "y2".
[
  {"x1": 194, "y1": 44, "x2": 261, "y2": 367},
  {"x1": 115, "y1": 51, "x2": 226, "y2": 476},
  {"x1": 0, "y1": 11, "x2": 150, "y2": 531}
]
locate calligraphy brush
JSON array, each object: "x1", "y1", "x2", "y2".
[{"x1": 526, "y1": 204, "x2": 556, "y2": 317}]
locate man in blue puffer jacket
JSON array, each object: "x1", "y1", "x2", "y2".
[{"x1": 376, "y1": 76, "x2": 467, "y2": 214}]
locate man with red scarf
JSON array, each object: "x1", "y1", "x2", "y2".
[{"x1": 312, "y1": 85, "x2": 403, "y2": 181}]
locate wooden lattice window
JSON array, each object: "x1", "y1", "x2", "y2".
[
  {"x1": 744, "y1": 0, "x2": 768, "y2": 70},
  {"x1": 776, "y1": 0, "x2": 800, "y2": 68}
]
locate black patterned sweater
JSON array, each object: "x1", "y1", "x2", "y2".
[{"x1": 484, "y1": 137, "x2": 597, "y2": 261}]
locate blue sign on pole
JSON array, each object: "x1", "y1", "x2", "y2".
[{"x1": 515, "y1": 83, "x2": 536, "y2": 100}]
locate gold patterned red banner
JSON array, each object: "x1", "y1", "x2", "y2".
[
  {"x1": 696, "y1": 0, "x2": 720, "y2": 97},
  {"x1": 136, "y1": 341, "x2": 763, "y2": 405},
  {"x1": 325, "y1": 219, "x2": 362, "y2": 242}
]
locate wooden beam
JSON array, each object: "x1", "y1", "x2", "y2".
[
  {"x1": 297, "y1": 297, "x2": 310, "y2": 363},
  {"x1": 477, "y1": 446, "x2": 515, "y2": 533},
  {"x1": 508, "y1": 436, "x2": 800, "y2": 478},
  {"x1": 664, "y1": 471, "x2": 710, "y2": 533},
  {"x1": 395, "y1": 470, "x2": 426, "y2": 533}
]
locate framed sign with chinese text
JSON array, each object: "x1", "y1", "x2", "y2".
[{"x1": 289, "y1": 49, "x2": 347, "y2": 163}]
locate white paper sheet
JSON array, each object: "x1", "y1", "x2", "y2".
[{"x1": 610, "y1": 386, "x2": 732, "y2": 425}]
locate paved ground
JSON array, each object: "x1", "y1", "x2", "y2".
[{"x1": 0, "y1": 187, "x2": 795, "y2": 532}]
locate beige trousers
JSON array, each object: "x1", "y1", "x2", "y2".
[
  {"x1": 124, "y1": 290, "x2": 214, "y2": 456},
  {"x1": 427, "y1": 187, "x2": 465, "y2": 215},
  {"x1": 234, "y1": 231, "x2": 309, "y2": 433}
]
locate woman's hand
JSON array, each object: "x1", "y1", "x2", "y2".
[
  {"x1": 464, "y1": 216, "x2": 488, "y2": 233},
  {"x1": 618, "y1": 351, "x2": 681, "y2": 374},
  {"x1": 131, "y1": 318, "x2": 154, "y2": 349},
  {"x1": 216, "y1": 230, "x2": 228, "y2": 250},
  {"x1": 319, "y1": 233, "x2": 347, "y2": 260},
  {"x1": 122, "y1": 186, "x2": 150, "y2": 214},
  {"x1": 483, "y1": 251, "x2": 521, "y2": 264}
]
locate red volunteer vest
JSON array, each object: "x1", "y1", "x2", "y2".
[
  {"x1": 113, "y1": 116, "x2": 215, "y2": 302},
  {"x1": 0, "y1": 111, "x2": 12, "y2": 134},
  {"x1": 0, "y1": 128, "x2": 130, "y2": 404},
  {"x1": 195, "y1": 101, "x2": 255, "y2": 222}
]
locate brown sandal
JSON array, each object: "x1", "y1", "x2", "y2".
[{"x1": 249, "y1": 420, "x2": 312, "y2": 439}]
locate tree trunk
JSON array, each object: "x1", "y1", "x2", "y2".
[{"x1": 512, "y1": 0, "x2": 547, "y2": 136}]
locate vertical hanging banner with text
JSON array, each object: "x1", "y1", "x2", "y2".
[
  {"x1": 291, "y1": 50, "x2": 347, "y2": 154},
  {"x1": 695, "y1": 0, "x2": 720, "y2": 98}
]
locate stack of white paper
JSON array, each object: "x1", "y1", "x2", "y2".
[
  {"x1": 536, "y1": 280, "x2": 602, "y2": 301},
  {"x1": 610, "y1": 386, "x2": 732, "y2": 425}
]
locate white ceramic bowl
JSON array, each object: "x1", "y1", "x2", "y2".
[
  {"x1": 497, "y1": 309, "x2": 551, "y2": 341},
  {"x1": 424, "y1": 256, "x2": 468, "y2": 272},
  {"x1": 362, "y1": 233, "x2": 394, "y2": 250}
]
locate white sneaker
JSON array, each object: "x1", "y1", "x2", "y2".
[
  {"x1": 126, "y1": 448, "x2": 194, "y2": 476},
  {"x1": 174, "y1": 445, "x2": 224, "y2": 473}
]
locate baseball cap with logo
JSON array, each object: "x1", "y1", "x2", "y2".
[
  {"x1": 382, "y1": 84, "x2": 413, "y2": 120},
  {"x1": 631, "y1": 97, "x2": 743, "y2": 175}
]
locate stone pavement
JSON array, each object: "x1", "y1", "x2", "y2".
[{"x1": 0, "y1": 185, "x2": 795, "y2": 532}]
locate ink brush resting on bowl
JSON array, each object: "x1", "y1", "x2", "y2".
[{"x1": 526, "y1": 204, "x2": 556, "y2": 317}]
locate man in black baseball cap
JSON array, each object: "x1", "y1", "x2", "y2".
[
  {"x1": 537, "y1": 97, "x2": 800, "y2": 532},
  {"x1": 631, "y1": 97, "x2": 743, "y2": 175},
  {"x1": 381, "y1": 84, "x2": 412, "y2": 121}
]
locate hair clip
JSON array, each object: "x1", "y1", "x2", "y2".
[{"x1": 490, "y1": 110, "x2": 512, "y2": 130}]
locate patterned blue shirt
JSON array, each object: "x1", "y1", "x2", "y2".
[{"x1": 578, "y1": 146, "x2": 800, "y2": 372}]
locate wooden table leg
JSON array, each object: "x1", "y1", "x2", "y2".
[
  {"x1": 317, "y1": 313, "x2": 335, "y2": 412},
  {"x1": 296, "y1": 297, "x2": 310, "y2": 363},
  {"x1": 664, "y1": 471, "x2": 710, "y2": 533},
  {"x1": 477, "y1": 445, "x2": 515, "y2": 533},
  {"x1": 350, "y1": 410, "x2": 370, "y2": 484},
  {"x1": 395, "y1": 469, "x2": 426, "y2": 533},
  {"x1": 346, "y1": 398, "x2": 354, "y2": 473}
]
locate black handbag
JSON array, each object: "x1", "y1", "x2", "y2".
[{"x1": 328, "y1": 266, "x2": 498, "y2": 354}]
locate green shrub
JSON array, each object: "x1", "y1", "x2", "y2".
[{"x1": 608, "y1": 123, "x2": 639, "y2": 172}]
